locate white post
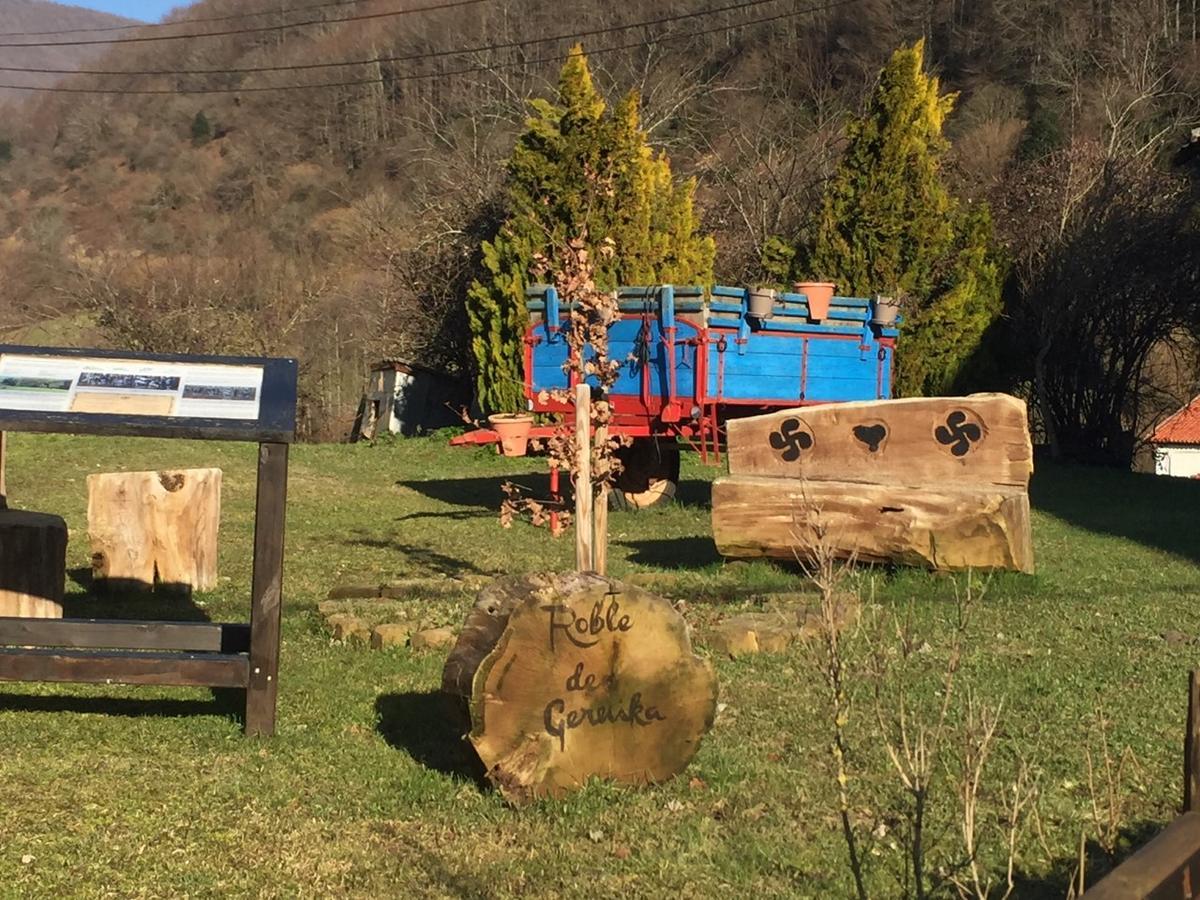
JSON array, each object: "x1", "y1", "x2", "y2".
[
  {"x1": 574, "y1": 384, "x2": 593, "y2": 572},
  {"x1": 593, "y1": 420, "x2": 609, "y2": 575}
]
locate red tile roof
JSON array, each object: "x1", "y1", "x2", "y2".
[{"x1": 1152, "y1": 395, "x2": 1200, "y2": 445}]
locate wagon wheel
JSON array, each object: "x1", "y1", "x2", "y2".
[{"x1": 612, "y1": 438, "x2": 680, "y2": 509}]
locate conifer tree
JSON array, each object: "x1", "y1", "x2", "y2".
[
  {"x1": 467, "y1": 46, "x2": 714, "y2": 414},
  {"x1": 191, "y1": 110, "x2": 212, "y2": 145},
  {"x1": 805, "y1": 40, "x2": 1003, "y2": 396}
]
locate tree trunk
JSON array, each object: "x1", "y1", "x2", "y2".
[
  {"x1": 87, "y1": 468, "x2": 222, "y2": 592},
  {"x1": 443, "y1": 573, "x2": 718, "y2": 804},
  {"x1": 713, "y1": 477, "x2": 1034, "y2": 573},
  {"x1": 725, "y1": 393, "x2": 1033, "y2": 488},
  {"x1": 0, "y1": 508, "x2": 67, "y2": 618}
]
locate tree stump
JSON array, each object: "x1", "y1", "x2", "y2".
[
  {"x1": 0, "y1": 508, "x2": 67, "y2": 618},
  {"x1": 87, "y1": 468, "x2": 221, "y2": 592},
  {"x1": 443, "y1": 573, "x2": 718, "y2": 804}
]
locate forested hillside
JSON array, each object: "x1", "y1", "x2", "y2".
[{"x1": 1, "y1": 0, "x2": 1198, "y2": 458}]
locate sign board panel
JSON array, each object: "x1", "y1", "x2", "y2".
[
  {"x1": 448, "y1": 574, "x2": 718, "y2": 804},
  {"x1": 0, "y1": 346, "x2": 296, "y2": 442}
]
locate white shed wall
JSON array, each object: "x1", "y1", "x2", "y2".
[{"x1": 1155, "y1": 445, "x2": 1200, "y2": 478}]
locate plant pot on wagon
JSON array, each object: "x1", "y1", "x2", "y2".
[
  {"x1": 488, "y1": 412, "x2": 535, "y2": 457},
  {"x1": 746, "y1": 287, "x2": 777, "y2": 320},
  {"x1": 870, "y1": 294, "x2": 903, "y2": 327},
  {"x1": 793, "y1": 281, "x2": 837, "y2": 322}
]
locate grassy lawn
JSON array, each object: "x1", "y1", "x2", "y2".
[{"x1": 1, "y1": 432, "x2": 1198, "y2": 898}]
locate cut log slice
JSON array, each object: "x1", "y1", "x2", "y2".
[
  {"x1": 0, "y1": 508, "x2": 67, "y2": 618},
  {"x1": 613, "y1": 438, "x2": 680, "y2": 509},
  {"x1": 712, "y1": 476, "x2": 1034, "y2": 573},
  {"x1": 725, "y1": 394, "x2": 1033, "y2": 488},
  {"x1": 443, "y1": 572, "x2": 718, "y2": 804}
]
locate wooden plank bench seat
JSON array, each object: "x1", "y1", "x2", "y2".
[
  {"x1": 0, "y1": 618, "x2": 252, "y2": 690},
  {"x1": 0, "y1": 617, "x2": 249, "y2": 653},
  {"x1": 1083, "y1": 811, "x2": 1200, "y2": 897},
  {"x1": 0, "y1": 647, "x2": 249, "y2": 688}
]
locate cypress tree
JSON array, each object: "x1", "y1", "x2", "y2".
[
  {"x1": 467, "y1": 46, "x2": 714, "y2": 414},
  {"x1": 191, "y1": 110, "x2": 212, "y2": 145},
  {"x1": 807, "y1": 40, "x2": 1003, "y2": 396}
]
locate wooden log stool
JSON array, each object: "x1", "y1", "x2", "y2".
[
  {"x1": 0, "y1": 507, "x2": 68, "y2": 618},
  {"x1": 87, "y1": 468, "x2": 222, "y2": 592}
]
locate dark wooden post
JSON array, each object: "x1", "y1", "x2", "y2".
[
  {"x1": 245, "y1": 442, "x2": 289, "y2": 737},
  {"x1": 0, "y1": 430, "x2": 7, "y2": 508},
  {"x1": 1186, "y1": 670, "x2": 1200, "y2": 812}
]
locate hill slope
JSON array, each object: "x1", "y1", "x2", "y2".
[{"x1": 0, "y1": 0, "x2": 1196, "y2": 442}]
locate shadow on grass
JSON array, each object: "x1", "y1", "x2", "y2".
[
  {"x1": 618, "y1": 536, "x2": 723, "y2": 569},
  {"x1": 398, "y1": 472, "x2": 712, "y2": 514},
  {"x1": 393, "y1": 510, "x2": 492, "y2": 522},
  {"x1": 375, "y1": 690, "x2": 488, "y2": 787},
  {"x1": 61, "y1": 567, "x2": 214, "y2": 621},
  {"x1": 1008, "y1": 818, "x2": 1167, "y2": 898},
  {"x1": 671, "y1": 479, "x2": 713, "y2": 509},
  {"x1": 345, "y1": 538, "x2": 490, "y2": 577},
  {"x1": 397, "y1": 474, "x2": 554, "y2": 510},
  {"x1": 1031, "y1": 462, "x2": 1200, "y2": 565},
  {"x1": 0, "y1": 687, "x2": 245, "y2": 727}
]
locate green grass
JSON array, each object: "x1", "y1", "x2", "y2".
[{"x1": 1, "y1": 433, "x2": 1198, "y2": 898}]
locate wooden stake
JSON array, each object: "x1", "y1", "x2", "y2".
[
  {"x1": 594, "y1": 421, "x2": 609, "y2": 575},
  {"x1": 1186, "y1": 670, "x2": 1200, "y2": 811},
  {"x1": 574, "y1": 384, "x2": 593, "y2": 572}
]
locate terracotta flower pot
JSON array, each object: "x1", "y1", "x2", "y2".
[
  {"x1": 871, "y1": 295, "x2": 901, "y2": 326},
  {"x1": 794, "y1": 281, "x2": 836, "y2": 322},
  {"x1": 747, "y1": 288, "x2": 776, "y2": 319},
  {"x1": 488, "y1": 413, "x2": 534, "y2": 457}
]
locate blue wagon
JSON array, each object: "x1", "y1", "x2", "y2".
[{"x1": 455, "y1": 284, "x2": 899, "y2": 505}]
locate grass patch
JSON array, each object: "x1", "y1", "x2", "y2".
[{"x1": 0, "y1": 434, "x2": 1198, "y2": 897}]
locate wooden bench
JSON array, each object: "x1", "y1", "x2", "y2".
[{"x1": 0, "y1": 344, "x2": 296, "y2": 736}]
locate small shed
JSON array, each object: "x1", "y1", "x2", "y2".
[
  {"x1": 1151, "y1": 395, "x2": 1200, "y2": 478},
  {"x1": 352, "y1": 358, "x2": 470, "y2": 440}
]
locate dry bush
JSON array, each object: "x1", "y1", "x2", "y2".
[
  {"x1": 795, "y1": 509, "x2": 1037, "y2": 900},
  {"x1": 951, "y1": 119, "x2": 1027, "y2": 190}
]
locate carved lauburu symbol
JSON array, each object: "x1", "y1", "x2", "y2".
[
  {"x1": 769, "y1": 417, "x2": 814, "y2": 461},
  {"x1": 935, "y1": 410, "x2": 983, "y2": 457},
  {"x1": 853, "y1": 423, "x2": 887, "y2": 453}
]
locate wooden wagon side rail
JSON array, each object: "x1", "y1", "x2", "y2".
[{"x1": 1083, "y1": 812, "x2": 1200, "y2": 898}]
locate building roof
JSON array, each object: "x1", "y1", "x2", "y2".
[{"x1": 1152, "y1": 395, "x2": 1200, "y2": 446}]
